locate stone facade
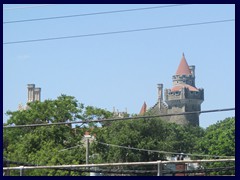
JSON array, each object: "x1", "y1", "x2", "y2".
[{"x1": 149, "y1": 53, "x2": 204, "y2": 126}]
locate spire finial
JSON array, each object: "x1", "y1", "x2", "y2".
[{"x1": 182, "y1": 52, "x2": 185, "y2": 57}]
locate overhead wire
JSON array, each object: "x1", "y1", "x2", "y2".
[
  {"x1": 42, "y1": 137, "x2": 235, "y2": 159},
  {"x1": 3, "y1": 4, "x2": 191, "y2": 24},
  {"x1": 3, "y1": 19, "x2": 235, "y2": 45},
  {"x1": 58, "y1": 144, "x2": 82, "y2": 152},
  {"x1": 3, "y1": 108, "x2": 235, "y2": 128},
  {"x1": 96, "y1": 141, "x2": 235, "y2": 159}
]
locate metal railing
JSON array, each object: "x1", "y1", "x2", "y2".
[{"x1": 3, "y1": 158, "x2": 235, "y2": 176}]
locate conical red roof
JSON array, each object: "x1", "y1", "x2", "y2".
[
  {"x1": 175, "y1": 53, "x2": 191, "y2": 75},
  {"x1": 139, "y1": 102, "x2": 147, "y2": 115}
]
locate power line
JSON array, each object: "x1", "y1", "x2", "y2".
[
  {"x1": 96, "y1": 141, "x2": 235, "y2": 159},
  {"x1": 3, "y1": 4, "x2": 191, "y2": 24},
  {"x1": 3, "y1": 19, "x2": 234, "y2": 45},
  {"x1": 3, "y1": 108, "x2": 235, "y2": 128},
  {"x1": 3, "y1": 4, "x2": 55, "y2": 11},
  {"x1": 58, "y1": 144, "x2": 82, "y2": 152}
]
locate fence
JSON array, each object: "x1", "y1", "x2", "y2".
[{"x1": 3, "y1": 158, "x2": 235, "y2": 176}]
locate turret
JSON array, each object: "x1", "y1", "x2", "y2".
[{"x1": 139, "y1": 102, "x2": 147, "y2": 115}]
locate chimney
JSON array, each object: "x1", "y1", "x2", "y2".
[
  {"x1": 157, "y1": 84, "x2": 163, "y2": 110},
  {"x1": 157, "y1": 84, "x2": 163, "y2": 101},
  {"x1": 34, "y1": 87, "x2": 41, "y2": 101},
  {"x1": 27, "y1": 84, "x2": 35, "y2": 102}
]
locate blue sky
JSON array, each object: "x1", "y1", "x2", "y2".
[{"x1": 3, "y1": 4, "x2": 235, "y2": 128}]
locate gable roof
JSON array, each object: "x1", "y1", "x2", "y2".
[{"x1": 175, "y1": 53, "x2": 191, "y2": 75}]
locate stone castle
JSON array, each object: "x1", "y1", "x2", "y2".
[
  {"x1": 141, "y1": 53, "x2": 204, "y2": 126},
  {"x1": 19, "y1": 55, "x2": 204, "y2": 126}
]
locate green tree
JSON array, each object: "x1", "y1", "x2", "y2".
[
  {"x1": 82, "y1": 105, "x2": 113, "y2": 127},
  {"x1": 196, "y1": 117, "x2": 235, "y2": 156},
  {"x1": 92, "y1": 117, "x2": 204, "y2": 163},
  {"x1": 3, "y1": 95, "x2": 90, "y2": 176},
  {"x1": 3, "y1": 94, "x2": 114, "y2": 176},
  {"x1": 4, "y1": 94, "x2": 234, "y2": 176},
  {"x1": 195, "y1": 117, "x2": 235, "y2": 175},
  {"x1": 6, "y1": 94, "x2": 84, "y2": 125}
]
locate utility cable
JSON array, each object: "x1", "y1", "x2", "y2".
[
  {"x1": 96, "y1": 141, "x2": 235, "y2": 159},
  {"x1": 3, "y1": 19, "x2": 234, "y2": 45},
  {"x1": 54, "y1": 138, "x2": 235, "y2": 158},
  {"x1": 3, "y1": 108, "x2": 235, "y2": 128},
  {"x1": 3, "y1": 4, "x2": 191, "y2": 24},
  {"x1": 58, "y1": 144, "x2": 82, "y2": 152}
]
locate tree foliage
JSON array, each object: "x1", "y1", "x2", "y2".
[
  {"x1": 3, "y1": 95, "x2": 235, "y2": 176},
  {"x1": 3, "y1": 94, "x2": 112, "y2": 176},
  {"x1": 195, "y1": 117, "x2": 235, "y2": 175},
  {"x1": 92, "y1": 118, "x2": 205, "y2": 163},
  {"x1": 196, "y1": 117, "x2": 235, "y2": 157}
]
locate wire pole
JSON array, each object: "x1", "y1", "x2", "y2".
[
  {"x1": 84, "y1": 133, "x2": 91, "y2": 176},
  {"x1": 19, "y1": 166, "x2": 24, "y2": 176},
  {"x1": 157, "y1": 161, "x2": 163, "y2": 176},
  {"x1": 7, "y1": 160, "x2": 10, "y2": 176},
  {"x1": 86, "y1": 138, "x2": 89, "y2": 165}
]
